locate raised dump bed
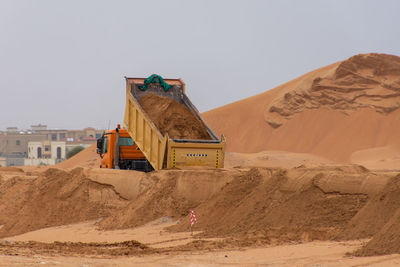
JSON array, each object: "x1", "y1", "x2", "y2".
[{"x1": 123, "y1": 76, "x2": 225, "y2": 170}]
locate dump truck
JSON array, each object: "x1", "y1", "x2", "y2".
[
  {"x1": 123, "y1": 75, "x2": 225, "y2": 171},
  {"x1": 97, "y1": 75, "x2": 225, "y2": 171},
  {"x1": 97, "y1": 125, "x2": 153, "y2": 172}
]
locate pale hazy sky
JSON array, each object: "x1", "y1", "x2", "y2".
[{"x1": 1, "y1": 0, "x2": 399, "y2": 130}]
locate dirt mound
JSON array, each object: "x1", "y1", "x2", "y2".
[
  {"x1": 99, "y1": 169, "x2": 232, "y2": 230},
  {"x1": 337, "y1": 174, "x2": 400, "y2": 256},
  {"x1": 0, "y1": 168, "x2": 127, "y2": 238},
  {"x1": 0, "y1": 162, "x2": 396, "y2": 254},
  {"x1": 97, "y1": 166, "x2": 385, "y2": 245},
  {"x1": 139, "y1": 93, "x2": 210, "y2": 140},
  {"x1": 168, "y1": 168, "x2": 368, "y2": 242},
  {"x1": 338, "y1": 174, "x2": 400, "y2": 241},
  {"x1": 99, "y1": 172, "x2": 194, "y2": 230},
  {"x1": 355, "y1": 208, "x2": 400, "y2": 256},
  {"x1": 203, "y1": 53, "x2": 400, "y2": 163},
  {"x1": 56, "y1": 143, "x2": 100, "y2": 169}
]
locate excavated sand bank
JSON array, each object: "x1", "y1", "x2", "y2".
[
  {"x1": 0, "y1": 164, "x2": 398, "y2": 257},
  {"x1": 0, "y1": 168, "x2": 127, "y2": 238}
]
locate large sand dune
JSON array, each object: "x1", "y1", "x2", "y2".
[{"x1": 203, "y1": 53, "x2": 400, "y2": 165}]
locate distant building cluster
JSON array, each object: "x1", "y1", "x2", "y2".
[{"x1": 0, "y1": 124, "x2": 104, "y2": 167}]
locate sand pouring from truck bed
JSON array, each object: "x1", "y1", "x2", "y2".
[{"x1": 138, "y1": 93, "x2": 210, "y2": 140}]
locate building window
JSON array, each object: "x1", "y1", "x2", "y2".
[
  {"x1": 37, "y1": 147, "x2": 42, "y2": 158},
  {"x1": 57, "y1": 147, "x2": 62, "y2": 159},
  {"x1": 45, "y1": 146, "x2": 50, "y2": 152},
  {"x1": 16, "y1": 140, "x2": 20, "y2": 146},
  {"x1": 51, "y1": 134, "x2": 57, "y2": 141},
  {"x1": 59, "y1": 133, "x2": 66, "y2": 140}
]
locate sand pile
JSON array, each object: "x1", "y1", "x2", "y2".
[
  {"x1": 0, "y1": 162, "x2": 398, "y2": 255},
  {"x1": 203, "y1": 53, "x2": 400, "y2": 164},
  {"x1": 98, "y1": 166, "x2": 389, "y2": 245},
  {"x1": 341, "y1": 174, "x2": 400, "y2": 256},
  {"x1": 338, "y1": 174, "x2": 400, "y2": 241},
  {"x1": 139, "y1": 93, "x2": 210, "y2": 140},
  {"x1": 169, "y1": 167, "x2": 369, "y2": 242},
  {"x1": 99, "y1": 169, "x2": 232, "y2": 230},
  {"x1": 0, "y1": 167, "x2": 127, "y2": 238},
  {"x1": 99, "y1": 173, "x2": 195, "y2": 230},
  {"x1": 356, "y1": 208, "x2": 400, "y2": 256},
  {"x1": 56, "y1": 143, "x2": 100, "y2": 169}
]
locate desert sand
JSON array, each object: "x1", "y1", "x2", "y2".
[
  {"x1": 203, "y1": 53, "x2": 400, "y2": 166},
  {"x1": 1, "y1": 53, "x2": 400, "y2": 266}
]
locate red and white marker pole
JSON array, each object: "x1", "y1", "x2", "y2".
[{"x1": 190, "y1": 209, "x2": 197, "y2": 235}]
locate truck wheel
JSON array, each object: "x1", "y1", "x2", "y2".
[{"x1": 144, "y1": 161, "x2": 154, "y2": 172}]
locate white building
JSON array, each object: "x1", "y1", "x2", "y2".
[
  {"x1": 0, "y1": 157, "x2": 6, "y2": 167},
  {"x1": 24, "y1": 141, "x2": 66, "y2": 166}
]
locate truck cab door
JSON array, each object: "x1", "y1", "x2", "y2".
[
  {"x1": 100, "y1": 136, "x2": 110, "y2": 168},
  {"x1": 96, "y1": 136, "x2": 104, "y2": 156}
]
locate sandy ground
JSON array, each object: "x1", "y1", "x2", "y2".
[
  {"x1": 350, "y1": 145, "x2": 400, "y2": 171},
  {"x1": 4, "y1": 218, "x2": 204, "y2": 249},
  {"x1": 2, "y1": 239, "x2": 400, "y2": 266},
  {"x1": 2, "y1": 220, "x2": 400, "y2": 266},
  {"x1": 224, "y1": 150, "x2": 334, "y2": 169}
]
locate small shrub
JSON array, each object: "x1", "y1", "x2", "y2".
[{"x1": 66, "y1": 146, "x2": 85, "y2": 159}]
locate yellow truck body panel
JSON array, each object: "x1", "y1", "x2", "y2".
[{"x1": 123, "y1": 77, "x2": 225, "y2": 170}]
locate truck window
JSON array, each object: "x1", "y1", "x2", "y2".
[
  {"x1": 119, "y1": 137, "x2": 134, "y2": 146},
  {"x1": 103, "y1": 136, "x2": 108, "y2": 153}
]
